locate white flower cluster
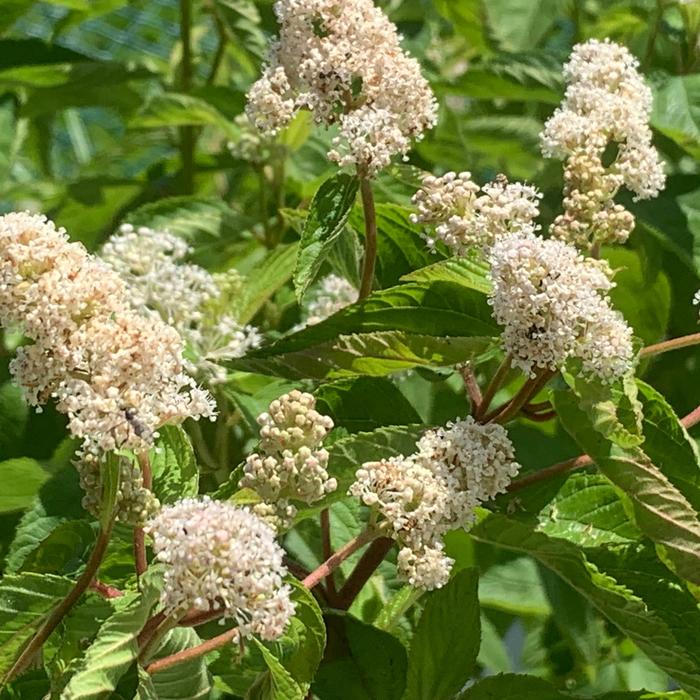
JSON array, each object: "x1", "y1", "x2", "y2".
[
  {"x1": 303, "y1": 274, "x2": 358, "y2": 327},
  {"x1": 488, "y1": 231, "x2": 634, "y2": 382},
  {"x1": 240, "y1": 390, "x2": 337, "y2": 529},
  {"x1": 411, "y1": 172, "x2": 542, "y2": 255},
  {"x1": 694, "y1": 290, "x2": 700, "y2": 319},
  {"x1": 227, "y1": 114, "x2": 277, "y2": 164},
  {"x1": 246, "y1": 0, "x2": 438, "y2": 175},
  {"x1": 75, "y1": 453, "x2": 159, "y2": 526},
  {"x1": 146, "y1": 497, "x2": 294, "y2": 640},
  {"x1": 101, "y1": 224, "x2": 262, "y2": 385},
  {"x1": 350, "y1": 417, "x2": 520, "y2": 590},
  {"x1": 542, "y1": 39, "x2": 665, "y2": 247},
  {"x1": 0, "y1": 212, "x2": 216, "y2": 456}
]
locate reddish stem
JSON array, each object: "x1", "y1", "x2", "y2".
[
  {"x1": 134, "y1": 452, "x2": 153, "y2": 578},
  {"x1": 460, "y1": 365, "x2": 483, "y2": 416},
  {"x1": 302, "y1": 529, "x2": 377, "y2": 590},
  {"x1": 337, "y1": 537, "x2": 393, "y2": 610},
  {"x1": 475, "y1": 354, "x2": 512, "y2": 420},
  {"x1": 641, "y1": 332, "x2": 700, "y2": 359},
  {"x1": 507, "y1": 455, "x2": 594, "y2": 493},
  {"x1": 146, "y1": 627, "x2": 240, "y2": 675},
  {"x1": 90, "y1": 580, "x2": 123, "y2": 599}
]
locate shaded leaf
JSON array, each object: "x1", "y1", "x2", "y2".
[{"x1": 404, "y1": 568, "x2": 480, "y2": 700}]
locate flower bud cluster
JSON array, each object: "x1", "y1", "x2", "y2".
[
  {"x1": 411, "y1": 172, "x2": 542, "y2": 255},
  {"x1": 240, "y1": 390, "x2": 337, "y2": 530},
  {"x1": 488, "y1": 231, "x2": 634, "y2": 382},
  {"x1": 74, "y1": 452, "x2": 159, "y2": 526},
  {"x1": 541, "y1": 39, "x2": 665, "y2": 248},
  {"x1": 350, "y1": 417, "x2": 520, "y2": 590},
  {"x1": 0, "y1": 212, "x2": 216, "y2": 456},
  {"x1": 101, "y1": 225, "x2": 261, "y2": 385},
  {"x1": 246, "y1": 0, "x2": 438, "y2": 175},
  {"x1": 145, "y1": 497, "x2": 295, "y2": 640},
  {"x1": 302, "y1": 274, "x2": 358, "y2": 327}
]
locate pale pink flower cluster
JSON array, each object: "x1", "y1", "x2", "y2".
[
  {"x1": 350, "y1": 417, "x2": 520, "y2": 589},
  {"x1": 246, "y1": 0, "x2": 438, "y2": 175},
  {"x1": 0, "y1": 212, "x2": 215, "y2": 456},
  {"x1": 303, "y1": 274, "x2": 358, "y2": 327},
  {"x1": 488, "y1": 231, "x2": 634, "y2": 382},
  {"x1": 241, "y1": 390, "x2": 337, "y2": 529},
  {"x1": 411, "y1": 172, "x2": 542, "y2": 255},
  {"x1": 146, "y1": 497, "x2": 294, "y2": 640},
  {"x1": 542, "y1": 39, "x2": 665, "y2": 247}
]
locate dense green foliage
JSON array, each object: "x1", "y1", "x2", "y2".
[{"x1": 2, "y1": 1, "x2": 700, "y2": 699}]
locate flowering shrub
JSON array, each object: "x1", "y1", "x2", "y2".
[{"x1": 2, "y1": 1, "x2": 700, "y2": 699}]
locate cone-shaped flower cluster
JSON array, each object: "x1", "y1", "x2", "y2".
[
  {"x1": 240, "y1": 390, "x2": 337, "y2": 529},
  {"x1": 411, "y1": 172, "x2": 542, "y2": 255},
  {"x1": 146, "y1": 497, "x2": 294, "y2": 640},
  {"x1": 246, "y1": 0, "x2": 438, "y2": 175},
  {"x1": 488, "y1": 231, "x2": 634, "y2": 382},
  {"x1": 0, "y1": 212, "x2": 215, "y2": 457},
  {"x1": 350, "y1": 417, "x2": 520, "y2": 590},
  {"x1": 542, "y1": 39, "x2": 665, "y2": 248}
]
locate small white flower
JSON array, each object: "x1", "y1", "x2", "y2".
[
  {"x1": 246, "y1": 0, "x2": 438, "y2": 175},
  {"x1": 146, "y1": 497, "x2": 295, "y2": 641},
  {"x1": 488, "y1": 231, "x2": 634, "y2": 382}
]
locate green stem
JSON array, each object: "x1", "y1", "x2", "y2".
[
  {"x1": 640, "y1": 332, "x2": 700, "y2": 359},
  {"x1": 359, "y1": 177, "x2": 378, "y2": 299},
  {"x1": 179, "y1": 0, "x2": 195, "y2": 194}
]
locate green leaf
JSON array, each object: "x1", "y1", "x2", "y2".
[
  {"x1": 535, "y1": 473, "x2": 642, "y2": 547},
  {"x1": 18, "y1": 520, "x2": 95, "y2": 576},
  {"x1": 449, "y1": 53, "x2": 563, "y2": 104},
  {"x1": 130, "y1": 93, "x2": 238, "y2": 139},
  {"x1": 605, "y1": 248, "x2": 671, "y2": 346},
  {"x1": 315, "y1": 377, "x2": 422, "y2": 433},
  {"x1": 238, "y1": 243, "x2": 299, "y2": 324},
  {"x1": 138, "y1": 628, "x2": 212, "y2": 700},
  {"x1": 556, "y1": 391, "x2": 700, "y2": 586},
  {"x1": 293, "y1": 174, "x2": 359, "y2": 301},
  {"x1": 401, "y1": 256, "x2": 491, "y2": 295},
  {"x1": 313, "y1": 614, "x2": 408, "y2": 700},
  {"x1": 470, "y1": 513, "x2": 700, "y2": 697},
  {"x1": 60, "y1": 588, "x2": 160, "y2": 700},
  {"x1": 249, "y1": 639, "x2": 305, "y2": 700},
  {"x1": 560, "y1": 368, "x2": 644, "y2": 450},
  {"x1": 404, "y1": 568, "x2": 480, "y2": 700},
  {"x1": 434, "y1": 0, "x2": 489, "y2": 55},
  {"x1": 0, "y1": 572, "x2": 74, "y2": 680},
  {"x1": 349, "y1": 204, "x2": 439, "y2": 290},
  {"x1": 0, "y1": 459, "x2": 49, "y2": 513},
  {"x1": 149, "y1": 426, "x2": 198, "y2": 505},
  {"x1": 636, "y1": 380, "x2": 700, "y2": 512},
  {"x1": 459, "y1": 673, "x2": 687, "y2": 699},
  {"x1": 229, "y1": 280, "x2": 498, "y2": 379},
  {"x1": 0, "y1": 382, "x2": 29, "y2": 460},
  {"x1": 484, "y1": 1, "x2": 570, "y2": 51},
  {"x1": 478, "y1": 557, "x2": 551, "y2": 617},
  {"x1": 652, "y1": 74, "x2": 700, "y2": 160},
  {"x1": 125, "y1": 196, "x2": 252, "y2": 270},
  {"x1": 5, "y1": 466, "x2": 87, "y2": 574}
]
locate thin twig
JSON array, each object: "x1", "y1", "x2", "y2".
[
  {"x1": 2, "y1": 522, "x2": 115, "y2": 685},
  {"x1": 488, "y1": 370, "x2": 555, "y2": 425},
  {"x1": 90, "y1": 580, "x2": 123, "y2": 599},
  {"x1": 640, "y1": 333, "x2": 700, "y2": 359},
  {"x1": 336, "y1": 537, "x2": 393, "y2": 610},
  {"x1": 507, "y1": 455, "x2": 594, "y2": 493},
  {"x1": 134, "y1": 452, "x2": 152, "y2": 579},
  {"x1": 302, "y1": 529, "x2": 377, "y2": 590},
  {"x1": 358, "y1": 177, "x2": 378, "y2": 299},
  {"x1": 476, "y1": 354, "x2": 512, "y2": 421},
  {"x1": 460, "y1": 364, "x2": 483, "y2": 416},
  {"x1": 146, "y1": 627, "x2": 240, "y2": 675}
]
